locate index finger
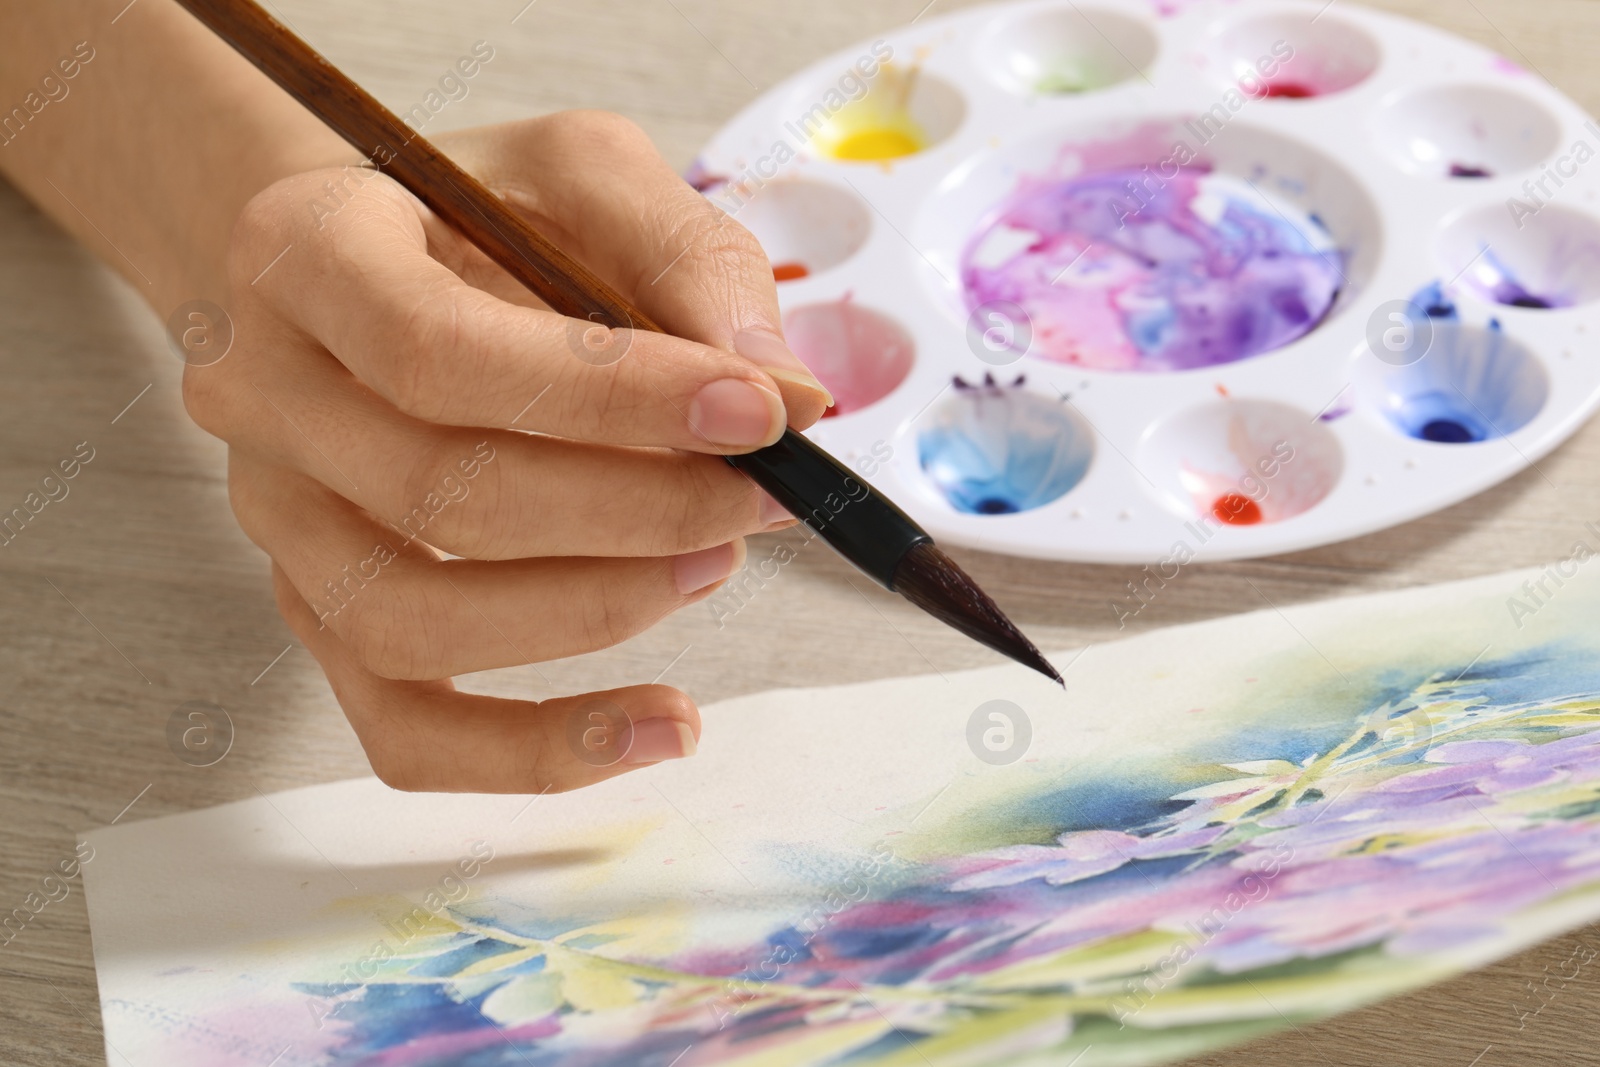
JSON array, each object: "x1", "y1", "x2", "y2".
[{"x1": 231, "y1": 171, "x2": 810, "y2": 453}]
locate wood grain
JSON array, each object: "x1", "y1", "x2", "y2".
[{"x1": 1, "y1": 1, "x2": 1597, "y2": 1064}]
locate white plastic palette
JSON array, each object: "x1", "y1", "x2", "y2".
[{"x1": 692, "y1": 0, "x2": 1600, "y2": 563}]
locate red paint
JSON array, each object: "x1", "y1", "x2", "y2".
[
  {"x1": 1212, "y1": 493, "x2": 1263, "y2": 526},
  {"x1": 772, "y1": 262, "x2": 810, "y2": 282},
  {"x1": 1263, "y1": 82, "x2": 1316, "y2": 99}
]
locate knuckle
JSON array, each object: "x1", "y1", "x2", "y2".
[
  {"x1": 539, "y1": 109, "x2": 651, "y2": 155},
  {"x1": 580, "y1": 573, "x2": 653, "y2": 651},
  {"x1": 225, "y1": 177, "x2": 316, "y2": 289},
  {"x1": 525, "y1": 736, "x2": 572, "y2": 795},
  {"x1": 395, "y1": 436, "x2": 509, "y2": 558},
  {"x1": 648, "y1": 462, "x2": 753, "y2": 555},
  {"x1": 338, "y1": 583, "x2": 440, "y2": 681},
  {"x1": 646, "y1": 203, "x2": 770, "y2": 296},
  {"x1": 376, "y1": 285, "x2": 482, "y2": 421},
  {"x1": 692, "y1": 222, "x2": 770, "y2": 282},
  {"x1": 180, "y1": 363, "x2": 225, "y2": 437}
]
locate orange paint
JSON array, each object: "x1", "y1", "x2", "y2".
[
  {"x1": 772, "y1": 262, "x2": 810, "y2": 282},
  {"x1": 1212, "y1": 493, "x2": 1263, "y2": 526}
]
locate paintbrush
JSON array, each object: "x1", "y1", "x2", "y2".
[{"x1": 174, "y1": 0, "x2": 1063, "y2": 685}]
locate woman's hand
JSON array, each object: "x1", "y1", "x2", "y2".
[{"x1": 180, "y1": 111, "x2": 830, "y2": 793}]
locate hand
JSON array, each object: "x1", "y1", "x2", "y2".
[{"x1": 181, "y1": 111, "x2": 830, "y2": 794}]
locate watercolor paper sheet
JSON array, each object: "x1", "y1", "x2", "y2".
[{"x1": 84, "y1": 563, "x2": 1600, "y2": 1066}]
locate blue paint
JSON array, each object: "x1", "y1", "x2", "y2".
[
  {"x1": 830, "y1": 924, "x2": 949, "y2": 960},
  {"x1": 408, "y1": 935, "x2": 527, "y2": 978},
  {"x1": 917, "y1": 378, "x2": 1094, "y2": 515},
  {"x1": 1412, "y1": 281, "x2": 1459, "y2": 321},
  {"x1": 1421, "y1": 418, "x2": 1478, "y2": 444},
  {"x1": 1371, "y1": 318, "x2": 1548, "y2": 445}
]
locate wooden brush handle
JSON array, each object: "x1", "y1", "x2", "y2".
[{"x1": 173, "y1": 0, "x2": 662, "y2": 335}]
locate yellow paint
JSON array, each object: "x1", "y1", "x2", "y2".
[{"x1": 831, "y1": 126, "x2": 923, "y2": 161}]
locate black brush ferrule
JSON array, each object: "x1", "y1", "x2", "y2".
[{"x1": 727, "y1": 430, "x2": 929, "y2": 588}]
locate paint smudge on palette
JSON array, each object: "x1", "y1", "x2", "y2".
[
  {"x1": 961, "y1": 166, "x2": 1344, "y2": 372},
  {"x1": 917, "y1": 376, "x2": 1094, "y2": 514}
]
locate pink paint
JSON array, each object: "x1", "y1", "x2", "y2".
[{"x1": 783, "y1": 297, "x2": 915, "y2": 417}]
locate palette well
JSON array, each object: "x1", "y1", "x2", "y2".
[{"x1": 692, "y1": 0, "x2": 1600, "y2": 563}]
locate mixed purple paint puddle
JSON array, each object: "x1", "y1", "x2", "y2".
[{"x1": 961, "y1": 166, "x2": 1345, "y2": 372}]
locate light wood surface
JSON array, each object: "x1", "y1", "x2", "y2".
[{"x1": 3, "y1": 0, "x2": 1599, "y2": 1063}]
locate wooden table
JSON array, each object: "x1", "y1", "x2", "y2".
[{"x1": 2, "y1": 0, "x2": 1597, "y2": 1063}]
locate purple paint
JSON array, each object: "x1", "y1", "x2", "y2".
[
  {"x1": 1470, "y1": 247, "x2": 1571, "y2": 310},
  {"x1": 961, "y1": 166, "x2": 1345, "y2": 372}
]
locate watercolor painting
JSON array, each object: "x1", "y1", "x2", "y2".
[{"x1": 85, "y1": 564, "x2": 1600, "y2": 1066}]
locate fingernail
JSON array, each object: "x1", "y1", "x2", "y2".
[
  {"x1": 758, "y1": 491, "x2": 793, "y2": 526},
  {"x1": 688, "y1": 378, "x2": 784, "y2": 446},
  {"x1": 673, "y1": 540, "x2": 743, "y2": 595},
  {"x1": 623, "y1": 718, "x2": 698, "y2": 764},
  {"x1": 734, "y1": 329, "x2": 835, "y2": 407}
]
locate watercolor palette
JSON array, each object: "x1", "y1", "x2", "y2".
[{"x1": 690, "y1": 0, "x2": 1600, "y2": 562}]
